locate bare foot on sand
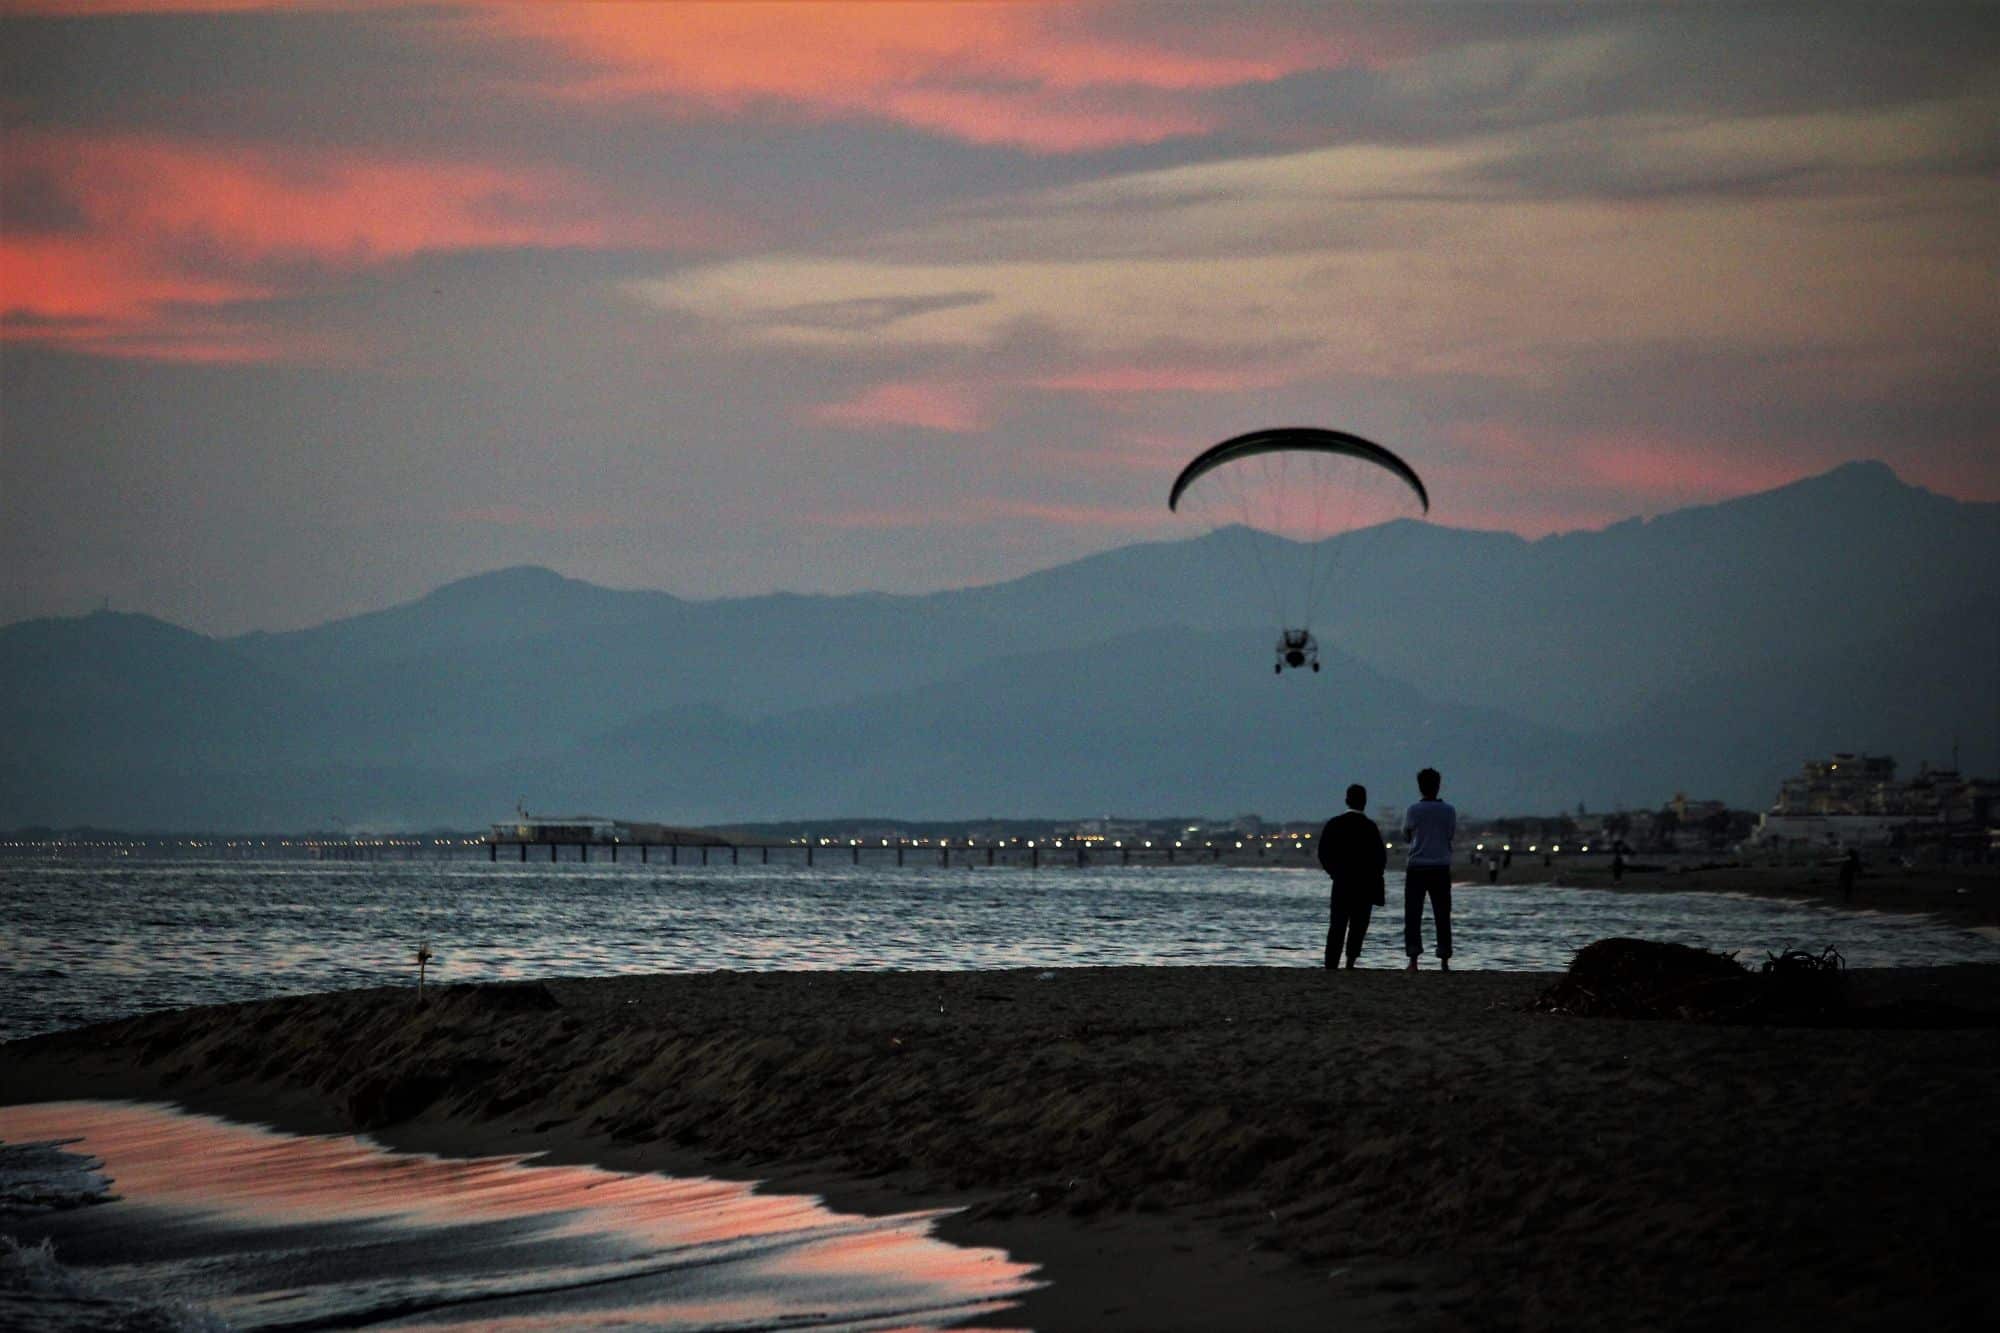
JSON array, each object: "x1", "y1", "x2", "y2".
[{"x1": 1405, "y1": 959, "x2": 1419, "y2": 972}]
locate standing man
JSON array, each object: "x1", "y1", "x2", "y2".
[
  {"x1": 1403, "y1": 767, "x2": 1457, "y2": 971},
  {"x1": 1318, "y1": 783, "x2": 1386, "y2": 969}
]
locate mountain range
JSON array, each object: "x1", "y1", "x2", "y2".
[{"x1": 4, "y1": 460, "x2": 1994, "y2": 829}]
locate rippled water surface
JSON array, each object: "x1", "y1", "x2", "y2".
[{"x1": 4, "y1": 859, "x2": 1993, "y2": 1040}]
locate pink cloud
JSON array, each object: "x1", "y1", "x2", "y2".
[
  {"x1": 1439, "y1": 422, "x2": 1820, "y2": 534},
  {"x1": 482, "y1": 5, "x2": 1382, "y2": 153},
  {"x1": 811, "y1": 381, "x2": 983, "y2": 433},
  {"x1": 1572, "y1": 438, "x2": 1800, "y2": 496},
  {"x1": 1, "y1": 131, "x2": 719, "y2": 363}
]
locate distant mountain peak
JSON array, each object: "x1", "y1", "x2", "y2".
[
  {"x1": 1740, "y1": 458, "x2": 1967, "y2": 517},
  {"x1": 1806, "y1": 458, "x2": 1903, "y2": 488},
  {"x1": 431, "y1": 565, "x2": 574, "y2": 595}
]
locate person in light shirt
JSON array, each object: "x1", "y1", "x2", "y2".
[{"x1": 1402, "y1": 767, "x2": 1457, "y2": 971}]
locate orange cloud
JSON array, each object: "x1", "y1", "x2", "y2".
[
  {"x1": 811, "y1": 380, "x2": 983, "y2": 433},
  {"x1": 485, "y1": 4, "x2": 1370, "y2": 152},
  {"x1": 1, "y1": 131, "x2": 703, "y2": 362}
]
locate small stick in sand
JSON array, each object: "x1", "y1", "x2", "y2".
[{"x1": 416, "y1": 941, "x2": 434, "y2": 999}]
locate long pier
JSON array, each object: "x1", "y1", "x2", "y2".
[
  {"x1": 486, "y1": 814, "x2": 1329, "y2": 868},
  {"x1": 484, "y1": 833, "x2": 1322, "y2": 868}
]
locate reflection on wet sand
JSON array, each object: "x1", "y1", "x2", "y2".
[{"x1": 0, "y1": 1101, "x2": 1036, "y2": 1330}]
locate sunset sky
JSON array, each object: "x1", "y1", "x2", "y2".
[{"x1": 4, "y1": 2, "x2": 1996, "y2": 632}]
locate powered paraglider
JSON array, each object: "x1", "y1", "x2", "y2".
[{"x1": 1167, "y1": 427, "x2": 1429, "y2": 674}]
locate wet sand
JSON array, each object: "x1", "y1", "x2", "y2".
[
  {"x1": 6, "y1": 964, "x2": 1999, "y2": 1330},
  {"x1": 0, "y1": 1099, "x2": 1037, "y2": 1331}
]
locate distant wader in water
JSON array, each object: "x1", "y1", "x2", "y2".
[{"x1": 1402, "y1": 767, "x2": 1458, "y2": 971}]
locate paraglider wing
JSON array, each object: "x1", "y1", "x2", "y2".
[{"x1": 1166, "y1": 427, "x2": 1429, "y2": 515}]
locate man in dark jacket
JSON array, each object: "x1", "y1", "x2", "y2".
[{"x1": 1318, "y1": 783, "x2": 1387, "y2": 969}]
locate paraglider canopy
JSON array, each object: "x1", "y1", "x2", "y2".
[
  {"x1": 1168, "y1": 427, "x2": 1429, "y2": 515},
  {"x1": 1165, "y1": 426, "x2": 1430, "y2": 673}
]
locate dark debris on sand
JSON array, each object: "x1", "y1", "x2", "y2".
[{"x1": 1532, "y1": 937, "x2": 1997, "y2": 1027}]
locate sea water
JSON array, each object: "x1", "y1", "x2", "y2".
[{"x1": 3, "y1": 859, "x2": 1992, "y2": 1042}]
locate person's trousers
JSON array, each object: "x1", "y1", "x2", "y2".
[
  {"x1": 1326, "y1": 886, "x2": 1374, "y2": 967},
  {"x1": 1404, "y1": 865, "x2": 1453, "y2": 959}
]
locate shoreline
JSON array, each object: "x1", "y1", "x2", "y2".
[
  {"x1": 7, "y1": 964, "x2": 2000, "y2": 1329},
  {"x1": 1471, "y1": 855, "x2": 1999, "y2": 932}
]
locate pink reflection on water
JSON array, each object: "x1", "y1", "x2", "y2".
[{"x1": 0, "y1": 1101, "x2": 1037, "y2": 1330}]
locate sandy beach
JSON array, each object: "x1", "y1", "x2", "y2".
[{"x1": 6, "y1": 960, "x2": 1998, "y2": 1330}]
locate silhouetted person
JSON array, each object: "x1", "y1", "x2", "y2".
[
  {"x1": 1612, "y1": 846, "x2": 1626, "y2": 884},
  {"x1": 1275, "y1": 627, "x2": 1320, "y2": 673},
  {"x1": 1487, "y1": 855, "x2": 1499, "y2": 883},
  {"x1": 1403, "y1": 767, "x2": 1457, "y2": 971},
  {"x1": 1318, "y1": 783, "x2": 1386, "y2": 969},
  {"x1": 1838, "y1": 848, "x2": 1860, "y2": 903}
]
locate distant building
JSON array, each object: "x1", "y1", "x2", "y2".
[
  {"x1": 1752, "y1": 753, "x2": 1998, "y2": 849},
  {"x1": 491, "y1": 814, "x2": 616, "y2": 845},
  {"x1": 1064, "y1": 817, "x2": 1147, "y2": 841},
  {"x1": 487, "y1": 815, "x2": 728, "y2": 846},
  {"x1": 1773, "y1": 753, "x2": 1900, "y2": 815},
  {"x1": 1668, "y1": 791, "x2": 1731, "y2": 825}
]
